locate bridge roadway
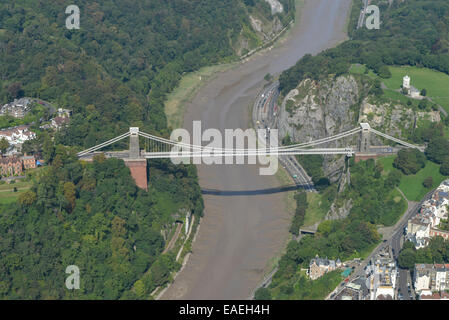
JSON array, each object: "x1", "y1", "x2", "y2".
[{"x1": 160, "y1": 0, "x2": 353, "y2": 300}]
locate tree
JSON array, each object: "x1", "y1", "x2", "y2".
[
  {"x1": 423, "y1": 177, "x2": 433, "y2": 188},
  {"x1": 0, "y1": 138, "x2": 9, "y2": 154},
  {"x1": 378, "y1": 65, "x2": 392, "y2": 78},
  {"x1": 134, "y1": 279, "x2": 146, "y2": 299},
  {"x1": 426, "y1": 137, "x2": 449, "y2": 164},
  {"x1": 398, "y1": 248, "x2": 416, "y2": 269},
  {"x1": 421, "y1": 88, "x2": 427, "y2": 96},
  {"x1": 18, "y1": 190, "x2": 37, "y2": 206},
  {"x1": 63, "y1": 182, "x2": 76, "y2": 213},
  {"x1": 440, "y1": 158, "x2": 449, "y2": 176},
  {"x1": 394, "y1": 149, "x2": 426, "y2": 175},
  {"x1": 42, "y1": 134, "x2": 55, "y2": 163},
  {"x1": 384, "y1": 169, "x2": 402, "y2": 189},
  {"x1": 254, "y1": 287, "x2": 272, "y2": 300},
  {"x1": 6, "y1": 82, "x2": 23, "y2": 99},
  {"x1": 418, "y1": 100, "x2": 428, "y2": 110}
]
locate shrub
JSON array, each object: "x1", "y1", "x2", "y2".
[{"x1": 423, "y1": 177, "x2": 433, "y2": 188}]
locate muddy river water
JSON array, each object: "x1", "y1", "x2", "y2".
[{"x1": 161, "y1": 0, "x2": 353, "y2": 300}]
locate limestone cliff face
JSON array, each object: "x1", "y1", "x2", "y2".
[
  {"x1": 358, "y1": 98, "x2": 441, "y2": 143},
  {"x1": 278, "y1": 75, "x2": 361, "y2": 181},
  {"x1": 278, "y1": 75, "x2": 440, "y2": 181},
  {"x1": 233, "y1": 4, "x2": 288, "y2": 56},
  {"x1": 249, "y1": 14, "x2": 284, "y2": 41}
]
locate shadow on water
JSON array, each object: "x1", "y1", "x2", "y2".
[{"x1": 201, "y1": 183, "x2": 311, "y2": 196}]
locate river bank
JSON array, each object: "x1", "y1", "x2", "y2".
[{"x1": 161, "y1": 0, "x2": 353, "y2": 300}]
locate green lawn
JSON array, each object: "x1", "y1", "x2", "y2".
[
  {"x1": 0, "y1": 180, "x2": 32, "y2": 191},
  {"x1": 0, "y1": 192, "x2": 21, "y2": 204},
  {"x1": 303, "y1": 192, "x2": 329, "y2": 227},
  {"x1": 382, "y1": 89, "x2": 418, "y2": 107},
  {"x1": 0, "y1": 180, "x2": 33, "y2": 205},
  {"x1": 349, "y1": 64, "x2": 366, "y2": 75},
  {"x1": 378, "y1": 155, "x2": 447, "y2": 201},
  {"x1": 382, "y1": 66, "x2": 449, "y2": 113}
]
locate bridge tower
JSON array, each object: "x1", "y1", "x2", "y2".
[
  {"x1": 129, "y1": 127, "x2": 140, "y2": 158},
  {"x1": 359, "y1": 123, "x2": 371, "y2": 153},
  {"x1": 125, "y1": 127, "x2": 148, "y2": 191}
]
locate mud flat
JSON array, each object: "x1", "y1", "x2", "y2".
[{"x1": 161, "y1": 0, "x2": 352, "y2": 300}]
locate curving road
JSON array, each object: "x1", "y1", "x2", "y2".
[{"x1": 161, "y1": 0, "x2": 353, "y2": 300}]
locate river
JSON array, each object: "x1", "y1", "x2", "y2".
[{"x1": 161, "y1": 0, "x2": 353, "y2": 300}]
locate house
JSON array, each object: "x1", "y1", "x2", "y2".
[
  {"x1": 309, "y1": 256, "x2": 338, "y2": 280},
  {"x1": 0, "y1": 98, "x2": 32, "y2": 118},
  {"x1": 406, "y1": 180, "x2": 449, "y2": 249},
  {"x1": 0, "y1": 155, "x2": 36, "y2": 177},
  {"x1": 420, "y1": 292, "x2": 449, "y2": 300},
  {"x1": 0, "y1": 125, "x2": 36, "y2": 145},
  {"x1": 0, "y1": 157, "x2": 23, "y2": 176},
  {"x1": 415, "y1": 264, "x2": 433, "y2": 293},
  {"x1": 21, "y1": 155, "x2": 36, "y2": 170},
  {"x1": 402, "y1": 75, "x2": 422, "y2": 99},
  {"x1": 414, "y1": 263, "x2": 449, "y2": 294},
  {"x1": 57, "y1": 108, "x2": 72, "y2": 118},
  {"x1": 51, "y1": 116, "x2": 70, "y2": 130},
  {"x1": 366, "y1": 256, "x2": 398, "y2": 300}
]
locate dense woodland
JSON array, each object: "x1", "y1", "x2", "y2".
[
  {"x1": 0, "y1": 0, "x2": 294, "y2": 299},
  {"x1": 0, "y1": 151, "x2": 203, "y2": 299},
  {"x1": 0, "y1": 0, "x2": 293, "y2": 144},
  {"x1": 280, "y1": 0, "x2": 449, "y2": 95}
]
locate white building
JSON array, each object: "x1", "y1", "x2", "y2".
[
  {"x1": 407, "y1": 180, "x2": 449, "y2": 249},
  {"x1": 0, "y1": 125, "x2": 36, "y2": 145},
  {"x1": 367, "y1": 257, "x2": 398, "y2": 300},
  {"x1": 403, "y1": 75, "x2": 411, "y2": 89},
  {"x1": 402, "y1": 75, "x2": 422, "y2": 99},
  {"x1": 414, "y1": 263, "x2": 449, "y2": 294}
]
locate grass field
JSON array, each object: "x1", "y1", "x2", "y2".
[
  {"x1": 378, "y1": 155, "x2": 447, "y2": 201},
  {"x1": 382, "y1": 66, "x2": 449, "y2": 113},
  {"x1": 303, "y1": 192, "x2": 329, "y2": 227},
  {"x1": 349, "y1": 64, "x2": 366, "y2": 75},
  {"x1": 0, "y1": 180, "x2": 33, "y2": 205}
]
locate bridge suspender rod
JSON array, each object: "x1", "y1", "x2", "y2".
[
  {"x1": 138, "y1": 128, "x2": 361, "y2": 153},
  {"x1": 281, "y1": 128, "x2": 361, "y2": 149},
  {"x1": 77, "y1": 132, "x2": 131, "y2": 157},
  {"x1": 369, "y1": 128, "x2": 423, "y2": 150}
]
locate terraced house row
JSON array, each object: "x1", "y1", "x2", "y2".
[
  {"x1": 0, "y1": 155, "x2": 36, "y2": 177},
  {"x1": 406, "y1": 180, "x2": 449, "y2": 249}
]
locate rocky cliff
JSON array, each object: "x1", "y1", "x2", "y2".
[
  {"x1": 232, "y1": 1, "x2": 291, "y2": 56},
  {"x1": 278, "y1": 74, "x2": 440, "y2": 181}
]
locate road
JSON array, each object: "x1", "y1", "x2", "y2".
[
  {"x1": 392, "y1": 190, "x2": 434, "y2": 300},
  {"x1": 253, "y1": 82, "x2": 315, "y2": 191},
  {"x1": 161, "y1": 0, "x2": 353, "y2": 300},
  {"x1": 342, "y1": 188, "x2": 434, "y2": 300}
]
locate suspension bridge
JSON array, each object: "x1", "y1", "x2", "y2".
[{"x1": 77, "y1": 123, "x2": 425, "y2": 190}]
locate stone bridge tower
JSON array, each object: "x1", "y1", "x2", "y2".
[
  {"x1": 124, "y1": 127, "x2": 148, "y2": 191},
  {"x1": 359, "y1": 123, "x2": 371, "y2": 153}
]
